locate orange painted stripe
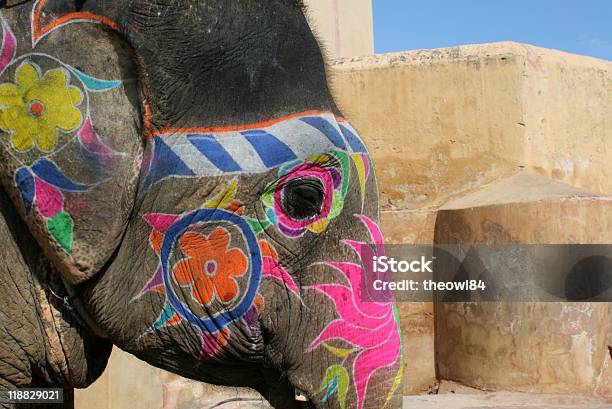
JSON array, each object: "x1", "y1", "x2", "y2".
[
  {"x1": 148, "y1": 109, "x2": 334, "y2": 139},
  {"x1": 143, "y1": 96, "x2": 154, "y2": 139},
  {"x1": 33, "y1": 0, "x2": 120, "y2": 44}
]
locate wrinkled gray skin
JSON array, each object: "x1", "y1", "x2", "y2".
[
  {"x1": 0, "y1": 1, "x2": 403, "y2": 409},
  {"x1": 0, "y1": 187, "x2": 111, "y2": 407}
]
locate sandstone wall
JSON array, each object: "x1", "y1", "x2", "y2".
[
  {"x1": 331, "y1": 43, "x2": 612, "y2": 211},
  {"x1": 303, "y1": 0, "x2": 374, "y2": 58},
  {"x1": 329, "y1": 42, "x2": 612, "y2": 395}
]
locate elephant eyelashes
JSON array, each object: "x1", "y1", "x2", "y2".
[{"x1": 281, "y1": 178, "x2": 325, "y2": 221}]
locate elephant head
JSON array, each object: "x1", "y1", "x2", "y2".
[{"x1": 0, "y1": 1, "x2": 403, "y2": 408}]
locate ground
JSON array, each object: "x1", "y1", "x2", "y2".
[
  {"x1": 191, "y1": 382, "x2": 612, "y2": 409},
  {"x1": 403, "y1": 382, "x2": 612, "y2": 409},
  {"x1": 404, "y1": 394, "x2": 612, "y2": 409}
]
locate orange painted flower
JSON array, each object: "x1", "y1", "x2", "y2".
[{"x1": 173, "y1": 227, "x2": 247, "y2": 306}]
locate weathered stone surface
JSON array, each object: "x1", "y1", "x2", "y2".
[
  {"x1": 407, "y1": 381, "x2": 612, "y2": 407},
  {"x1": 404, "y1": 391, "x2": 612, "y2": 409},
  {"x1": 383, "y1": 209, "x2": 437, "y2": 394},
  {"x1": 330, "y1": 45, "x2": 611, "y2": 395},
  {"x1": 396, "y1": 302, "x2": 437, "y2": 395},
  {"x1": 302, "y1": 0, "x2": 374, "y2": 58},
  {"x1": 75, "y1": 349, "x2": 265, "y2": 409},
  {"x1": 380, "y1": 205, "x2": 437, "y2": 394},
  {"x1": 75, "y1": 349, "x2": 163, "y2": 409},
  {"x1": 382, "y1": 208, "x2": 438, "y2": 245},
  {"x1": 331, "y1": 43, "x2": 612, "y2": 211},
  {"x1": 434, "y1": 172, "x2": 612, "y2": 396}
]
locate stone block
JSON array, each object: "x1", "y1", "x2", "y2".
[
  {"x1": 434, "y1": 172, "x2": 612, "y2": 396},
  {"x1": 382, "y1": 209, "x2": 438, "y2": 394}
]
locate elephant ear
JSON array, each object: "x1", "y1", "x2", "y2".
[{"x1": 0, "y1": 9, "x2": 142, "y2": 284}]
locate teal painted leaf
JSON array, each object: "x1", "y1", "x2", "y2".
[
  {"x1": 71, "y1": 66, "x2": 122, "y2": 92},
  {"x1": 149, "y1": 302, "x2": 181, "y2": 332},
  {"x1": 323, "y1": 376, "x2": 339, "y2": 402}
]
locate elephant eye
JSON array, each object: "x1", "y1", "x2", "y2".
[{"x1": 281, "y1": 178, "x2": 325, "y2": 220}]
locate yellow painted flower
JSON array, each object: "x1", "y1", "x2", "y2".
[{"x1": 0, "y1": 62, "x2": 83, "y2": 152}]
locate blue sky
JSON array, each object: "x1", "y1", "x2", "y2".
[{"x1": 373, "y1": 1, "x2": 612, "y2": 61}]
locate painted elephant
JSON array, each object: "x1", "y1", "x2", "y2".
[{"x1": 0, "y1": 1, "x2": 403, "y2": 408}]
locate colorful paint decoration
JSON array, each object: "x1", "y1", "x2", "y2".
[
  {"x1": 0, "y1": 14, "x2": 124, "y2": 253},
  {"x1": 0, "y1": 17, "x2": 16, "y2": 78},
  {"x1": 142, "y1": 111, "x2": 368, "y2": 186},
  {"x1": 138, "y1": 112, "x2": 400, "y2": 406},
  {"x1": 261, "y1": 150, "x2": 351, "y2": 237},
  {"x1": 137, "y1": 181, "x2": 299, "y2": 358},
  {"x1": 139, "y1": 109, "x2": 381, "y2": 367},
  {"x1": 15, "y1": 159, "x2": 89, "y2": 252},
  {"x1": 143, "y1": 110, "x2": 373, "y2": 235},
  {"x1": 0, "y1": 61, "x2": 83, "y2": 153},
  {"x1": 307, "y1": 215, "x2": 403, "y2": 409}
]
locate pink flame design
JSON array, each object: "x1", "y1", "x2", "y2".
[
  {"x1": 263, "y1": 257, "x2": 300, "y2": 294},
  {"x1": 200, "y1": 329, "x2": 230, "y2": 359},
  {"x1": 78, "y1": 117, "x2": 122, "y2": 163},
  {"x1": 143, "y1": 213, "x2": 179, "y2": 233},
  {"x1": 306, "y1": 215, "x2": 401, "y2": 409},
  {"x1": 0, "y1": 19, "x2": 16, "y2": 77},
  {"x1": 34, "y1": 177, "x2": 63, "y2": 218}
]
